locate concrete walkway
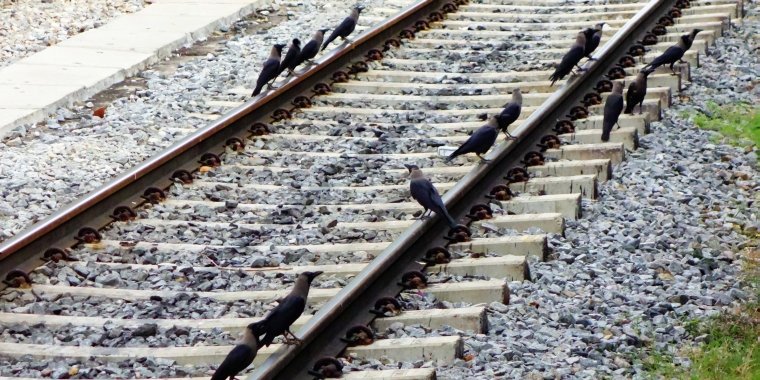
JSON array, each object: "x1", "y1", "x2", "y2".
[{"x1": 0, "y1": 0, "x2": 270, "y2": 136}]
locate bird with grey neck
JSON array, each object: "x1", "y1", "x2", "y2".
[
  {"x1": 295, "y1": 29, "x2": 329, "y2": 69},
  {"x1": 251, "y1": 44, "x2": 285, "y2": 97},
  {"x1": 601, "y1": 81, "x2": 625, "y2": 142},
  {"x1": 322, "y1": 6, "x2": 363, "y2": 51},
  {"x1": 550, "y1": 32, "x2": 587, "y2": 86},
  {"x1": 583, "y1": 23, "x2": 606, "y2": 60},
  {"x1": 645, "y1": 29, "x2": 702, "y2": 75},
  {"x1": 624, "y1": 66, "x2": 655, "y2": 114},
  {"x1": 446, "y1": 116, "x2": 499, "y2": 163},
  {"x1": 256, "y1": 271, "x2": 323, "y2": 346},
  {"x1": 211, "y1": 321, "x2": 264, "y2": 380},
  {"x1": 277, "y1": 38, "x2": 301, "y2": 78},
  {"x1": 496, "y1": 88, "x2": 522, "y2": 139},
  {"x1": 405, "y1": 164, "x2": 457, "y2": 229}
]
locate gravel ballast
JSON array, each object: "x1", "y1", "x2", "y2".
[{"x1": 0, "y1": 0, "x2": 146, "y2": 68}]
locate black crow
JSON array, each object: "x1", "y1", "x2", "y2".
[
  {"x1": 601, "y1": 81, "x2": 625, "y2": 142},
  {"x1": 257, "y1": 271, "x2": 322, "y2": 346},
  {"x1": 278, "y1": 38, "x2": 301, "y2": 77},
  {"x1": 624, "y1": 67, "x2": 655, "y2": 114},
  {"x1": 549, "y1": 32, "x2": 587, "y2": 86},
  {"x1": 583, "y1": 23, "x2": 606, "y2": 59},
  {"x1": 295, "y1": 29, "x2": 329, "y2": 69},
  {"x1": 322, "y1": 6, "x2": 363, "y2": 51},
  {"x1": 496, "y1": 88, "x2": 522, "y2": 139},
  {"x1": 645, "y1": 29, "x2": 702, "y2": 74},
  {"x1": 406, "y1": 164, "x2": 457, "y2": 228},
  {"x1": 211, "y1": 322, "x2": 264, "y2": 380},
  {"x1": 251, "y1": 44, "x2": 285, "y2": 97},
  {"x1": 445, "y1": 116, "x2": 499, "y2": 163}
]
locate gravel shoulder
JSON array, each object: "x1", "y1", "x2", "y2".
[{"x1": 0, "y1": 0, "x2": 146, "y2": 68}]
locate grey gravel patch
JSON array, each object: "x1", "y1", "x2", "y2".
[{"x1": 0, "y1": 0, "x2": 146, "y2": 68}]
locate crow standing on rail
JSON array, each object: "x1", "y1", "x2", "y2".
[
  {"x1": 445, "y1": 116, "x2": 499, "y2": 163},
  {"x1": 211, "y1": 322, "x2": 264, "y2": 380},
  {"x1": 406, "y1": 164, "x2": 457, "y2": 228},
  {"x1": 295, "y1": 29, "x2": 329, "y2": 69},
  {"x1": 322, "y1": 6, "x2": 364, "y2": 51},
  {"x1": 549, "y1": 32, "x2": 587, "y2": 86},
  {"x1": 583, "y1": 23, "x2": 606, "y2": 59},
  {"x1": 251, "y1": 44, "x2": 285, "y2": 97},
  {"x1": 601, "y1": 81, "x2": 625, "y2": 142},
  {"x1": 681, "y1": 28, "x2": 702, "y2": 51},
  {"x1": 496, "y1": 88, "x2": 522, "y2": 139},
  {"x1": 624, "y1": 66, "x2": 655, "y2": 114},
  {"x1": 644, "y1": 29, "x2": 703, "y2": 74},
  {"x1": 257, "y1": 271, "x2": 323, "y2": 346},
  {"x1": 277, "y1": 38, "x2": 301, "y2": 78}
]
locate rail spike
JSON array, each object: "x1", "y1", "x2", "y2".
[
  {"x1": 466, "y1": 204, "x2": 493, "y2": 222},
  {"x1": 3, "y1": 269, "x2": 32, "y2": 288},
  {"x1": 308, "y1": 357, "x2": 344, "y2": 379},
  {"x1": 42, "y1": 247, "x2": 74, "y2": 263},
  {"x1": 398, "y1": 271, "x2": 427, "y2": 289},
  {"x1": 399, "y1": 29, "x2": 415, "y2": 39},
  {"x1": 366, "y1": 48, "x2": 383, "y2": 61},
  {"x1": 444, "y1": 224, "x2": 472, "y2": 244},
  {"x1": 75, "y1": 227, "x2": 102, "y2": 244},
  {"x1": 521, "y1": 151, "x2": 545, "y2": 167},
  {"x1": 567, "y1": 105, "x2": 589, "y2": 120},
  {"x1": 292, "y1": 96, "x2": 312, "y2": 108},
  {"x1": 537, "y1": 135, "x2": 562, "y2": 151},
  {"x1": 249, "y1": 122, "x2": 271, "y2": 136},
  {"x1": 340, "y1": 325, "x2": 374, "y2": 346},
  {"x1": 141, "y1": 187, "x2": 166, "y2": 204},
  {"x1": 554, "y1": 119, "x2": 575, "y2": 134},
  {"x1": 271, "y1": 108, "x2": 292, "y2": 121},
  {"x1": 369, "y1": 297, "x2": 402, "y2": 317},
  {"x1": 312, "y1": 83, "x2": 332, "y2": 96},
  {"x1": 199, "y1": 152, "x2": 221, "y2": 167},
  {"x1": 423, "y1": 246, "x2": 452, "y2": 264},
  {"x1": 487, "y1": 184, "x2": 515, "y2": 201},
  {"x1": 583, "y1": 92, "x2": 603, "y2": 106},
  {"x1": 505, "y1": 167, "x2": 530, "y2": 183},
  {"x1": 224, "y1": 137, "x2": 245, "y2": 152},
  {"x1": 171, "y1": 169, "x2": 193, "y2": 184},
  {"x1": 110, "y1": 205, "x2": 137, "y2": 222}
]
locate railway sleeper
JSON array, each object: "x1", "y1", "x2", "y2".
[
  {"x1": 125, "y1": 212, "x2": 566, "y2": 235},
  {"x1": 90, "y1": 234, "x2": 547, "y2": 261},
  {"x1": 78, "y1": 254, "x2": 529, "y2": 284},
  {"x1": 280, "y1": 114, "x2": 649, "y2": 136},
  {"x1": 353, "y1": 63, "x2": 691, "y2": 89},
  {"x1": 0, "y1": 306, "x2": 488, "y2": 336},
  {"x1": 0, "y1": 337, "x2": 461, "y2": 366},
  {"x1": 18, "y1": 278, "x2": 508, "y2": 305}
]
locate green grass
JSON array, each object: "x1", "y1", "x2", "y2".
[
  {"x1": 643, "y1": 249, "x2": 760, "y2": 380},
  {"x1": 686, "y1": 102, "x2": 760, "y2": 161}
]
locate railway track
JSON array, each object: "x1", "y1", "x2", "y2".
[{"x1": 0, "y1": 0, "x2": 742, "y2": 378}]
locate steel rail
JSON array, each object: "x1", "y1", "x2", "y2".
[
  {"x1": 248, "y1": 0, "x2": 677, "y2": 377},
  {"x1": 0, "y1": 0, "x2": 441, "y2": 281}
]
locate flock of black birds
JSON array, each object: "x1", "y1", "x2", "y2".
[
  {"x1": 251, "y1": 6, "x2": 364, "y2": 96},
  {"x1": 213, "y1": 8, "x2": 704, "y2": 377}
]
